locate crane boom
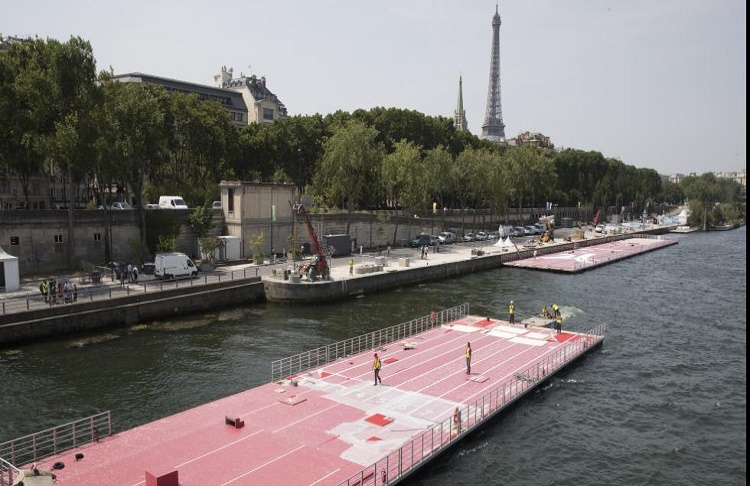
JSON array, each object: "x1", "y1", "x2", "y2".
[{"x1": 292, "y1": 203, "x2": 329, "y2": 280}]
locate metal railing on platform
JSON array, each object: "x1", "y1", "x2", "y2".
[
  {"x1": 0, "y1": 457, "x2": 19, "y2": 486},
  {"x1": 0, "y1": 268, "x2": 261, "y2": 316},
  {"x1": 0, "y1": 411, "x2": 111, "y2": 468},
  {"x1": 270, "y1": 303, "x2": 471, "y2": 383},
  {"x1": 336, "y1": 323, "x2": 606, "y2": 486}
]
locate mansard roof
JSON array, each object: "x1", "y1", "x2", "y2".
[
  {"x1": 224, "y1": 75, "x2": 287, "y2": 117},
  {"x1": 112, "y1": 72, "x2": 248, "y2": 113}
]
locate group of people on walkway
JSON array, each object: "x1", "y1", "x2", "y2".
[{"x1": 39, "y1": 279, "x2": 77, "y2": 305}]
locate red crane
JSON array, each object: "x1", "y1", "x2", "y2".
[
  {"x1": 592, "y1": 209, "x2": 602, "y2": 226},
  {"x1": 293, "y1": 203, "x2": 330, "y2": 280}
]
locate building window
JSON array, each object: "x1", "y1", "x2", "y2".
[
  {"x1": 227, "y1": 188, "x2": 234, "y2": 213},
  {"x1": 263, "y1": 108, "x2": 274, "y2": 121},
  {"x1": 54, "y1": 234, "x2": 63, "y2": 244},
  {"x1": 94, "y1": 233, "x2": 101, "y2": 241},
  {"x1": 10, "y1": 236, "x2": 19, "y2": 246}
]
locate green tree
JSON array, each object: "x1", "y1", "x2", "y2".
[
  {"x1": 102, "y1": 80, "x2": 169, "y2": 260},
  {"x1": 314, "y1": 119, "x2": 385, "y2": 222},
  {"x1": 382, "y1": 140, "x2": 422, "y2": 243}
]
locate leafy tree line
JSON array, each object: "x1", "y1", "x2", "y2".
[{"x1": 1, "y1": 36, "x2": 744, "y2": 239}]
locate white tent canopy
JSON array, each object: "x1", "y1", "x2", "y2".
[
  {"x1": 493, "y1": 236, "x2": 516, "y2": 249},
  {"x1": 0, "y1": 246, "x2": 20, "y2": 292}
]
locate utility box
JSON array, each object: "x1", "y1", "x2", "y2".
[
  {"x1": 207, "y1": 236, "x2": 241, "y2": 262},
  {"x1": 323, "y1": 234, "x2": 351, "y2": 258}
]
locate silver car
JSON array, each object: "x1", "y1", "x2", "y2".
[{"x1": 438, "y1": 231, "x2": 457, "y2": 244}]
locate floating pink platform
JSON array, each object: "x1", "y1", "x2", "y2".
[
  {"x1": 504, "y1": 236, "x2": 677, "y2": 273},
  {"x1": 9, "y1": 305, "x2": 605, "y2": 486}
]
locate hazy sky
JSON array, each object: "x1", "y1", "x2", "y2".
[{"x1": 4, "y1": 0, "x2": 746, "y2": 176}]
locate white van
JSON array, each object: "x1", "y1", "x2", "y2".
[
  {"x1": 159, "y1": 196, "x2": 188, "y2": 209},
  {"x1": 154, "y1": 252, "x2": 198, "y2": 279}
]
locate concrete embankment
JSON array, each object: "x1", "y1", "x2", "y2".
[
  {"x1": 264, "y1": 229, "x2": 674, "y2": 304},
  {"x1": 0, "y1": 278, "x2": 265, "y2": 347}
]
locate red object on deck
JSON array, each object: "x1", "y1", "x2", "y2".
[{"x1": 145, "y1": 469, "x2": 178, "y2": 486}]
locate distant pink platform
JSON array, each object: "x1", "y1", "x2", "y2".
[
  {"x1": 25, "y1": 314, "x2": 604, "y2": 485},
  {"x1": 505, "y1": 237, "x2": 677, "y2": 273}
]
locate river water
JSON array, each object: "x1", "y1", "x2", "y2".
[{"x1": 1, "y1": 228, "x2": 746, "y2": 485}]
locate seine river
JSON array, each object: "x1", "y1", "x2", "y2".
[{"x1": 1, "y1": 227, "x2": 745, "y2": 485}]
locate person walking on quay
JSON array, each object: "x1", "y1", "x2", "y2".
[
  {"x1": 132, "y1": 265, "x2": 139, "y2": 284},
  {"x1": 465, "y1": 342, "x2": 472, "y2": 374},
  {"x1": 349, "y1": 258, "x2": 354, "y2": 276},
  {"x1": 73, "y1": 283, "x2": 78, "y2": 302},
  {"x1": 373, "y1": 353, "x2": 382, "y2": 386},
  {"x1": 50, "y1": 283, "x2": 56, "y2": 305},
  {"x1": 556, "y1": 313, "x2": 563, "y2": 334},
  {"x1": 509, "y1": 300, "x2": 515, "y2": 325},
  {"x1": 40, "y1": 280, "x2": 49, "y2": 303}
]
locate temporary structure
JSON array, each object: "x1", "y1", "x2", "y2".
[{"x1": 0, "y1": 246, "x2": 20, "y2": 292}]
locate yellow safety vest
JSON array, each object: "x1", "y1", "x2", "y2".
[
  {"x1": 465, "y1": 347, "x2": 471, "y2": 359},
  {"x1": 373, "y1": 358, "x2": 381, "y2": 370},
  {"x1": 509, "y1": 304, "x2": 514, "y2": 314}
]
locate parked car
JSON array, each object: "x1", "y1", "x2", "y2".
[
  {"x1": 524, "y1": 225, "x2": 537, "y2": 236},
  {"x1": 438, "y1": 231, "x2": 457, "y2": 244},
  {"x1": 410, "y1": 234, "x2": 437, "y2": 248},
  {"x1": 510, "y1": 227, "x2": 525, "y2": 237},
  {"x1": 98, "y1": 201, "x2": 132, "y2": 210},
  {"x1": 463, "y1": 232, "x2": 475, "y2": 242},
  {"x1": 487, "y1": 231, "x2": 500, "y2": 240},
  {"x1": 145, "y1": 203, "x2": 160, "y2": 210},
  {"x1": 475, "y1": 231, "x2": 488, "y2": 241}
]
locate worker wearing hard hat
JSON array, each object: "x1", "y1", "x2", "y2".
[{"x1": 509, "y1": 300, "x2": 515, "y2": 325}]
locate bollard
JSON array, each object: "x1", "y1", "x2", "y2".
[
  {"x1": 2, "y1": 302, "x2": 5, "y2": 314},
  {"x1": 204, "y1": 275, "x2": 207, "y2": 284},
  {"x1": 27, "y1": 299, "x2": 30, "y2": 310}
]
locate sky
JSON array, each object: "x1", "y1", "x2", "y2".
[{"x1": 3, "y1": 0, "x2": 746, "y2": 176}]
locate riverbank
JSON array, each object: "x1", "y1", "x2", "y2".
[{"x1": 0, "y1": 226, "x2": 674, "y2": 347}]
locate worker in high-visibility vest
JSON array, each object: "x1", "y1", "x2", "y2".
[
  {"x1": 465, "y1": 342, "x2": 472, "y2": 375},
  {"x1": 372, "y1": 353, "x2": 382, "y2": 386},
  {"x1": 555, "y1": 313, "x2": 563, "y2": 334},
  {"x1": 509, "y1": 301, "x2": 515, "y2": 325}
]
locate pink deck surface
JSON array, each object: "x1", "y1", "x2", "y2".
[
  {"x1": 504, "y1": 237, "x2": 677, "y2": 272},
  {"x1": 29, "y1": 316, "x2": 601, "y2": 485}
]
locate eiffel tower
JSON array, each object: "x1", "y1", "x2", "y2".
[{"x1": 481, "y1": 5, "x2": 506, "y2": 143}]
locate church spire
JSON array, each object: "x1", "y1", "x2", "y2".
[{"x1": 454, "y1": 75, "x2": 468, "y2": 131}]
